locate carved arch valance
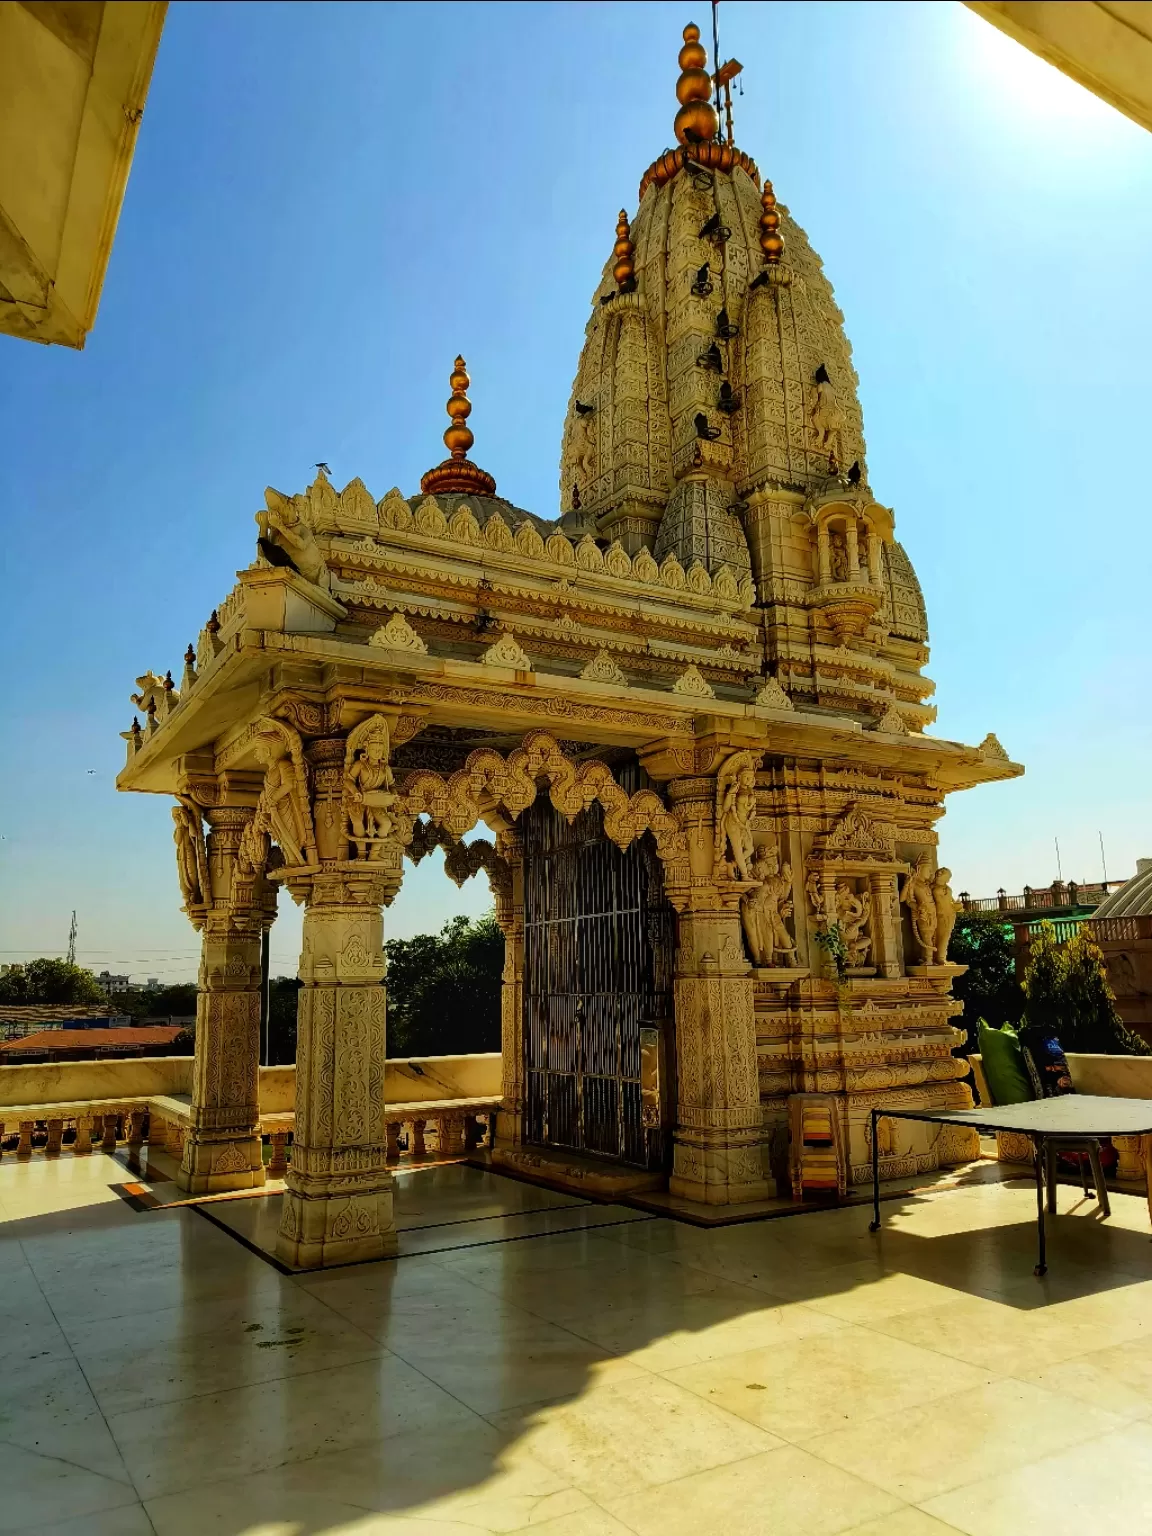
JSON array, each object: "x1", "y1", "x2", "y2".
[{"x1": 396, "y1": 730, "x2": 689, "y2": 896}]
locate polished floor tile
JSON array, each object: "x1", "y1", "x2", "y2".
[
  {"x1": 920, "y1": 1420, "x2": 1152, "y2": 1535},
  {"x1": 4, "y1": 1155, "x2": 1152, "y2": 1535},
  {"x1": 803, "y1": 1376, "x2": 1125, "y2": 1502},
  {"x1": 487, "y1": 1373, "x2": 781, "y2": 1501},
  {"x1": 602, "y1": 1445, "x2": 902, "y2": 1536},
  {"x1": 663, "y1": 1322, "x2": 992, "y2": 1443}
]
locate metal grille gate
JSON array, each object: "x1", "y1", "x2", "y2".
[{"x1": 522, "y1": 773, "x2": 673, "y2": 1169}]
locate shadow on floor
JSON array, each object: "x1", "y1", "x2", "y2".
[{"x1": 3, "y1": 1154, "x2": 1152, "y2": 1535}]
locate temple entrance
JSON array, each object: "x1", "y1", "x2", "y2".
[{"x1": 522, "y1": 773, "x2": 674, "y2": 1170}]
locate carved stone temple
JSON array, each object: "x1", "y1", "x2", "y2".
[{"x1": 118, "y1": 23, "x2": 1021, "y2": 1268}]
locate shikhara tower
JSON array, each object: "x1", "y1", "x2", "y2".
[{"x1": 119, "y1": 22, "x2": 1020, "y2": 1269}]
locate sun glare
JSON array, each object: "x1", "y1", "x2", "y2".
[{"x1": 959, "y1": 9, "x2": 1129, "y2": 134}]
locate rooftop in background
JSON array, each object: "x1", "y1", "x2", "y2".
[
  {"x1": 0, "y1": 1024, "x2": 184, "y2": 1059},
  {"x1": 959, "y1": 879, "x2": 1126, "y2": 918},
  {"x1": 0, "y1": 0, "x2": 167, "y2": 348}
]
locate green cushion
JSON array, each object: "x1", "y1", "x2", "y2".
[{"x1": 978, "y1": 1021, "x2": 1035, "y2": 1106}]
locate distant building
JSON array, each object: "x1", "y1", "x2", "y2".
[
  {"x1": 95, "y1": 971, "x2": 132, "y2": 995},
  {"x1": 1086, "y1": 860, "x2": 1152, "y2": 1044}
]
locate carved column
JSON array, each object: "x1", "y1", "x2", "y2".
[
  {"x1": 868, "y1": 872, "x2": 903, "y2": 979},
  {"x1": 664, "y1": 777, "x2": 769, "y2": 1205},
  {"x1": 276, "y1": 855, "x2": 401, "y2": 1268},
  {"x1": 178, "y1": 804, "x2": 272, "y2": 1195},
  {"x1": 817, "y1": 522, "x2": 831, "y2": 584},
  {"x1": 491, "y1": 829, "x2": 526, "y2": 1151}
]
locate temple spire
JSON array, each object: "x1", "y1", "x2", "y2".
[
  {"x1": 612, "y1": 210, "x2": 635, "y2": 290},
  {"x1": 420, "y1": 355, "x2": 497, "y2": 496},
  {"x1": 759, "y1": 180, "x2": 784, "y2": 264},
  {"x1": 674, "y1": 23, "x2": 719, "y2": 146}
]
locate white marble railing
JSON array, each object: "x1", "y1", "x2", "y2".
[{"x1": 0, "y1": 1053, "x2": 502, "y2": 1170}]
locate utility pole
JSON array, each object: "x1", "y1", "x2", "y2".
[
  {"x1": 1099, "y1": 830, "x2": 1108, "y2": 885},
  {"x1": 66, "y1": 910, "x2": 77, "y2": 965}
]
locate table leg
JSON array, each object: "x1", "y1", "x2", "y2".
[
  {"x1": 869, "y1": 1108, "x2": 881, "y2": 1233},
  {"x1": 1033, "y1": 1134, "x2": 1048, "y2": 1277}
]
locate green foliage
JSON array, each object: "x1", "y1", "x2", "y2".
[
  {"x1": 813, "y1": 922, "x2": 848, "y2": 986},
  {"x1": 267, "y1": 976, "x2": 302, "y2": 1065},
  {"x1": 120, "y1": 983, "x2": 198, "y2": 1020},
  {"x1": 0, "y1": 958, "x2": 106, "y2": 1006},
  {"x1": 385, "y1": 913, "x2": 504, "y2": 1057},
  {"x1": 1021, "y1": 921, "x2": 1149, "y2": 1056},
  {"x1": 948, "y1": 914, "x2": 1024, "y2": 1054}
]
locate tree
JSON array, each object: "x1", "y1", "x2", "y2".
[
  {"x1": 267, "y1": 976, "x2": 302, "y2": 1065},
  {"x1": 1021, "y1": 921, "x2": 1148, "y2": 1056},
  {"x1": 385, "y1": 913, "x2": 504, "y2": 1057},
  {"x1": 120, "y1": 983, "x2": 198, "y2": 1020},
  {"x1": 947, "y1": 914, "x2": 1024, "y2": 1054},
  {"x1": 0, "y1": 958, "x2": 106, "y2": 1006}
]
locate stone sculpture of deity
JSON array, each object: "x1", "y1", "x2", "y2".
[
  {"x1": 255, "y1": 738, "x2": 311, "y2": 868},
  {"x1": 902, "y1": 853, "x2": 938, "y2": 965},
  {"x1": 932, "y1": 866, "x2": 958, "y2": 964},
  {"x1": 172, "y1": 800, "x2": 207, "y2": 910},
  {"x1": 714, "y1": 752, "x2": 759, "y2": 882},
  {"x1": 740, "y1": 844, "x2": 798, "y2": 967},
  {"x1": 343, "y1": 717, "x2": 397, "y2": 862},
  {"x1": 834, "y1": 879, "x2": 872, "y2": 967}
]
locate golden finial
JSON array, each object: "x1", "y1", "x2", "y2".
[
  {"x1": 674, "y1": 23, "x2": 718, "y2": 146},
  {"x1": 759, "y1": 179, "x2": 784, "y2": 264},
  {"x1": 612, "y1": 210, "x2": 635, "y2": 289},
  {"x1": 420, "y1": 355, "x2": 497, "y2": 496}
]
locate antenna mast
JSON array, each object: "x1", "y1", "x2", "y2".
[
  {"x1": 66, "y1": 910, "x2": 77, "y2": 965},
  {"x1": 710, "y1": 1, "x2": 744, "y2": 144}
]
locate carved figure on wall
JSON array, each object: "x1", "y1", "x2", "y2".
[
  {"x1": 574, "y1": 408, "x2": 597, "y2": 488},
  {"x1": 172, "y1": 797, "x2": 209, "y2": 910},
  {"x1": 809, "y1": 364, "x2": 845, "y2": 455},
  {"x1": 834, "y1": 879, "x2": 872, "y2": 966},
  {"x1": 902, "y1": 853, "x2": 938, "y2": 964},
  {"x1": 714, "y1": 750, "x2": 760, "y2": 881},
  {"x1": 343, "y1": 716, "x2": 396, "y2": 861},
  {"x1": 254, "y1": 725, "x2": 314, "y2": 868},
  {"x1": 131, "y1": 671, "x2": 174, "y2": 716},
  {"x1": 741, "y1": 844, "x2": 798, "y2": 966},
  {"x1": 256, "y1": 489, "x2": 330, "y2": 590},
  {"x1": 932, "y1": 866, "x2": 957, "y2": 965}
]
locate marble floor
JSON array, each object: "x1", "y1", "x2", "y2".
[{"x1": 3, "y1": 1155, "x2": 1152, "y2": 1535}]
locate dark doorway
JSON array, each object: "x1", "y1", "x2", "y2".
[{"x1": 522, "y1": 772, "x2": 673, "y2": 1169}]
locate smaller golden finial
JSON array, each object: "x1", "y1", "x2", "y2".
[
  {"x1": 421, "y1": 355, "x2": 497, "y2": 496},
  {"x1": 759, "y1": 179, "x2": 784, "y2": 264},
  {"x1": 444, "y1": 356, "x2": 473, "y2": 461},
  {"x1": 612, "y1": 210, "x2": 635, "y2": 289},
  {"x1": 674, "y1": 23, "x2": 718, "y2": 146}
]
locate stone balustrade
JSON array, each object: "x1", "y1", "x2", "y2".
[{"x1": 0, "y1": 1053, "x2": 501, "y2": 1173}]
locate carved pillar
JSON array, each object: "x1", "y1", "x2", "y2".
[
  {"x1": 845, "y1": 521, "x2": 860, "y2": 576},
  {"x1": 817, "y1": 522, "x2": 831, "y2": 584},
  {"x1": 664, "y1": 777, "x2": 769, "y2": 1206},
  {"x1": 276, "y1": 841, "x2": 402, "y2": 1269},
  {"x1": 868, "y1": 872, "x2": 903, "y2": 979},
  {"x1": 492, "y1": 830, "x2": 526, "y2": 1151},
  {"x1": 866, "y1": 531, "x2": 882, "y2": 586},
  {"x1": 178, "y1": 805, "x2": 270, "y2": 1195}
]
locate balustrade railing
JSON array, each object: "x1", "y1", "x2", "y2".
[{"x1": 0, "y1": 1054, "x2": 502, "y2": 1174}]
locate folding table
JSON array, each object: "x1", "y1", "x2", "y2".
[{"x1": 868, "y1": 1097, "x2": 1152, "y2": 1275}]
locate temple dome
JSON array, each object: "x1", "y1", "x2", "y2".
[{"x1": 559, "y1": 30, "x2": 869, "y2": 579}]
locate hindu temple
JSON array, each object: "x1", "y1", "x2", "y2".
[{"x1": 117, "y1": 21, "x2": 1021, "y2": 1269}]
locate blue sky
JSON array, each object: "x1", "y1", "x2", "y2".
[{"x1": 1, "y1": 1, "x2": 1149, "y2": 984}]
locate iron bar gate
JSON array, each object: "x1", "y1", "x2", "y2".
[{"x1": 522, "y1": 772, "x2": 673, "y2": 1169}]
